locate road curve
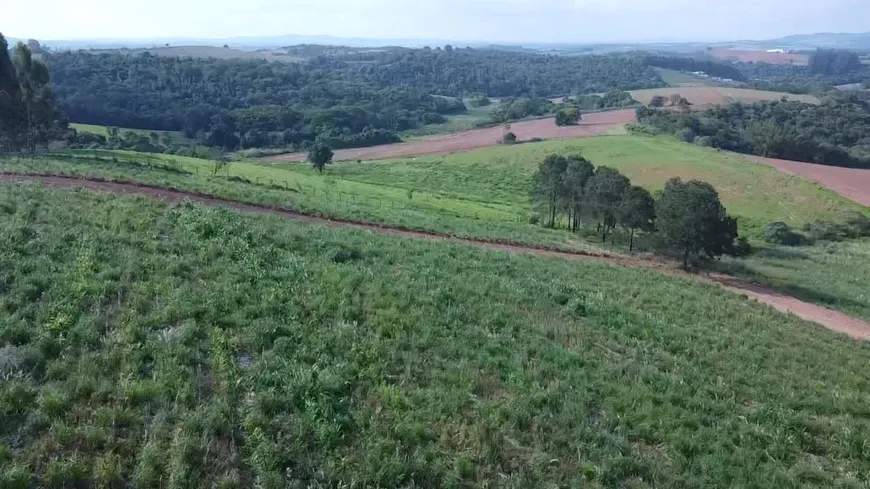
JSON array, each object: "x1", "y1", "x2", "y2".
[{"x1": 3, "y1": 172, "x2": 869, "y2": 341}]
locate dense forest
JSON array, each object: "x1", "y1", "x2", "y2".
[
  {"x1": 332, "y1": 47, "x2": 665, "y2": 97},
  {"x1": 636, "y1": 93, "x2": 870, "y2": 168},
  {"x1": 44, "y1": 48, "x2": 666, "y2": 150},
  {"x1": 47, "y1": 51, "x2": 468, "y2": 150}
]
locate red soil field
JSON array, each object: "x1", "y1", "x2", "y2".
[
  {"x1": 711, "y1": 49, "x2": 809, "y2": 65},
  {"x1": 263, "y1": 109, "x2": 636, "y2": 163},
  {"x1": 747, "y1": 155, "x2": 870, "y2": 207}
]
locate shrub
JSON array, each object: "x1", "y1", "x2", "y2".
[
  {"x1": 803, "y1": 221, "x2": 850, "y2": 242},
  {"x1": 676, "y1": 127, "x2": 696, "y2": 143},
  {"x1": 844, "y1": 212, "x2": 870, "y2": 237},
  {"x1": 469, "y1": 96, "x2": 492, "y2": 108},
  {"x1": 555, "y1": 108, "x2": 581, "y2": 126},
  {"x1": 501, "y1": 132, "x2": 517, "y2": 144},
  {"x1": 763, "y1": 222, "x2": 807, "y2": 246}
]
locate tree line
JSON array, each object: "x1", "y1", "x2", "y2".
[
  {"x1": 642, "y1": 55, "x2": 747, "y2": 82},
  {"x1": 530, "y1": 154, "x2": 739, "y2": 266},
  {"x1": 636, "y1": 94, "x2": 870, "y2": 168},
  {"x1": 0, "y1": 35, "x2": 64, "y2": 152}
]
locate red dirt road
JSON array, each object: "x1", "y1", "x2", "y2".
[
  {"x1": 263, "y1": 109, "x2": 636, "y2": 163},
  {"x1": 4, "y1": 172, "x2": 869, "y2": 341},
  {"x1": 747, "y1": 155, "x2": 870, "y2": 207}
]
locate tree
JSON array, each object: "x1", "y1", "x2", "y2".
[
  {"x1": 11, "y1": 41, "x2": 58, "y2": 151},
  {"x1": 561, "y1": 154, "x2": 595, "y2": 232},
  {"x1": 649, "y1": 95, "x2": 666, "y2": 108},
  {"x1": 617, "y1": 185, "x2": 656, "y2": 251},
  {"x1": 308, "y1": 143, "x2": 334, "y2": 173},
  {"x1": 0, "y1": 34, "x2": 24, "y2": 152},
  {"x1": 530, "y1": 155, "x2": 568, "y2": 228},
  {"x1": 555, "y1": 108, "x2": 581, "y2": 126},
  {"x1": 584, "y1": 166, "x2": 630, "y2": 242},
  {"x1": 501, "y1": 131, "x2": 517, "y2": 144},
  {"x1": 657, "y1": 178, "x2": 738, "y2": 268}
]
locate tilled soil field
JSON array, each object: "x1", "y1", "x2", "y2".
[{"x1": 263, "y1": 109, "x2": 636, "y2": 163}]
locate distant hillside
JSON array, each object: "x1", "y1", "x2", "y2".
[{"x1": 135, "y1": 45, "x2": 305, "y2": 62}]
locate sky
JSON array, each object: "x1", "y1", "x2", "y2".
[{"x1": 5, "y1": 0, "x2": 869, "y2": 44}]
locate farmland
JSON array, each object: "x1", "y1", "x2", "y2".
[
  {"x1": 313, "y1": 135, "x2": 864, "y2": 238},
  {"x1": 264, "y1": 109, "x2": 636, "y2": 162},
  {"x1": 3, "y1": 181, "x2": 870, "y2": 487},
  {"x1": 710, "y1": 48, "x2": 810, "y2": 65}
]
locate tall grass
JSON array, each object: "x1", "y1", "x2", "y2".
[{"x1": 2, "y1": 183, "x2": 870, "y2": 487}]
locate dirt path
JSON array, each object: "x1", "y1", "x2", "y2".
[
  {"x1": 4, "y1": 172, "x2": 870, "y2": 341},
  {"x1": 262, "y1": 109, "x2": 636, "y2": 163}
]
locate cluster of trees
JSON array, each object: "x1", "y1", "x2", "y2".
[
  {"x1": 0, "y1": 35, "x2": 65, "y2": 152},
  {"x1": 530, "y1": 154, "x2": 739, "y2": 264},
  {"x1": 561, "y1": 90, "x2": 638, "y2": 110},
  {"x1": 738, "y1": 60, "x2": 870, "y2": 94},
  {"x1": 648, "y1": 93, "x2": 692, "y2": 109},
  {"x1": 44, "y1": 51, "x2": 466, "y2": 150},
  {"x1": 643, "y1": 55, "x2": 747, "y2": 82},
  {"x1": 490, "y1": 97, "x2": 555, "y2": 123},
  {"x1": 809, "y1": 49, "x2": 864, "y2": 76},
  {"x1": 636, "y1": 95, "x2": 870, "y2": 168}
]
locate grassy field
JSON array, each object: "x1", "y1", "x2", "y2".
[
  {"x1": 0, "y1": 151, "x2": 599, "y2": 253},
  {"x1": 70, "y1": 124, "x2": 191, "y2": 144},
  {"x1": 320, "y1": 135, "x2": 864, "y2": 239},
  {"x1": 2, "y1": 183, "x2": 870, "y2": 487},
  {"x1": 6, "y1": 134, "x2": 865, "y2": 247},
  {"x1": 627, "y1": 87, "x2": 820, "y2": 106},
  {"x1": 401, "y1": 100, "x2": 503, "y2": 139},
  {"x1": 719, "y1": 239, "x2": 870, "y2": 321}
]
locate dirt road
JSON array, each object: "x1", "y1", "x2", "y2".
[
  {"x1": 4, "y1": 172, "x2": 869, "y2": 341},
  {"x1": 263, "y1": 109, "x2": 636, "y2": 163}
]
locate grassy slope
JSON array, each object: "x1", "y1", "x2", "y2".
[
  {"x1": 720, "y1": 239, "x2": 870, "y2": 321},
  {"x1": 402, "y1": 100, "x2": 503, "y2": 139},
  {"x1": 1, "y1": 152, "x2": 598, "y2": 253},
  {"x1": 323, "y1": 135, "x2": 864, "y2": 239},
  {"x1": 70, "y1": 124, "x2": 191, "y2": 143},
  {"x1": 2, "y1": 183, "x2": 870, "y2": 488}
]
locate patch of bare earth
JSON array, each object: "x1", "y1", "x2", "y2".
[
  {"x1": 4, "y1": 173, "x2": 870, "y2": 341},
  {"x1": 262, "y1": 109, "x2": 636, "y2": 163}
]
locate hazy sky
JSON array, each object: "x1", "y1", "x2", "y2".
[{"x1": 5, "y1": 0, "x2": 869, "y2": 43}]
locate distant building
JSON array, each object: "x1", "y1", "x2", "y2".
[{"x1": 767, "y1": 49, "x2": 786, "y2": 54}]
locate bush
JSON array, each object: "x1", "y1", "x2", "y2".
[
  {"x1": 676, "y1": 127, "x2": 696, "y2": 143},
  {"x1": 501, "y1": 132, "x2": 517, "y2": 144},
  {"x1": 763, "y1": 222, "x2": 807, "y2": 246},
  {"x1": 469, "y1": 96, "x2": 492, "y2": 108},
  {"x1": 844, "y1": 212, "x2": 870, "y2": 237},
  {"x1": 732, "y1": 237, "x2": 753, "y2": 257},
  {"x1": 555, "y1": 108, "x2": 581, "y2": 126},
  {"x1": 803, "y1": 221, "x2": 850, "y2": 242}
]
